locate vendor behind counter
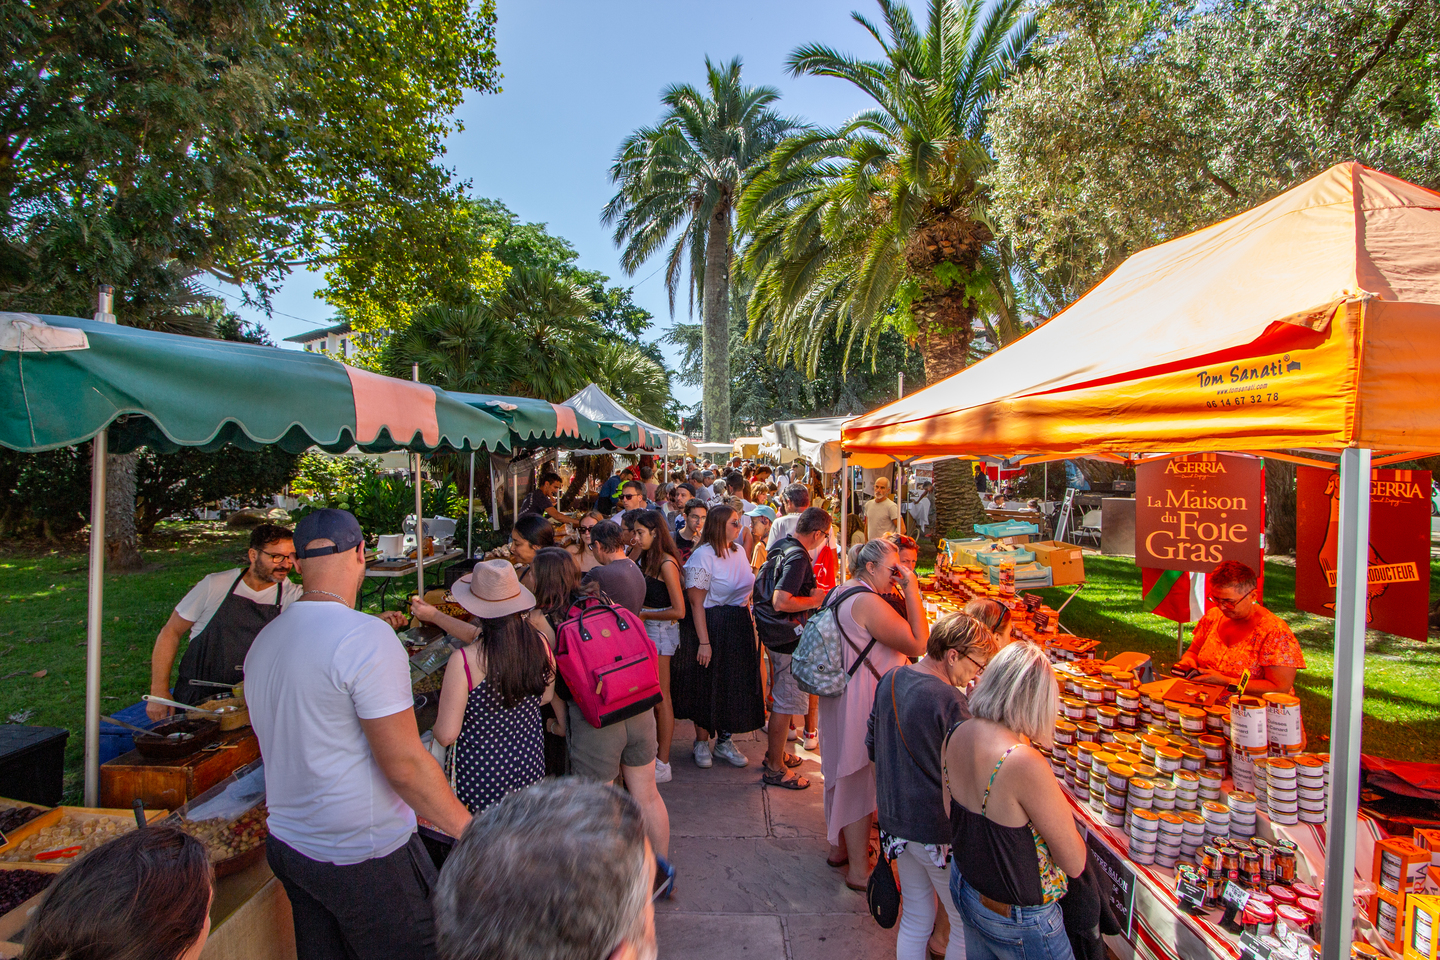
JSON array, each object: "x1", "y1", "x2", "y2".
[
  {"x1": 148, "y1": 524, "x2": 305, "y2": 717},
  {"x1": 1173, "y1": 560, "x2": 1305, "y2": 695}
]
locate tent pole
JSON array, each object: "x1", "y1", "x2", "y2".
[
  {"x1": 839, "y1": 454, "x2": 850, "y2": 581},
  {"x1": 489, "y1": 460, "x2": 499, "y2": 537},
  {"x1": 412, "y1": 364, "x2": 425, "y2": 602},
  {"x1": 83, "y1": 284, "x2": 115, "y2": 807},
  {"x1": 1321, "y1": 447, "x2": 1370, "y2": 960},
  {"x1": 83, "y1": 431, "x2": 106, "y2": 807},
  {"x1": 466, "y1": 451, "x2": 475, "y2": 559}
]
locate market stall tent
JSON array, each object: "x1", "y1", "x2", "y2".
[
  {"x1": 561, "y1": 383, "x2": 687, "y2": 454},
  {"x1": 0, "y1": 308, "x2": 513, "y2": 805},
  {"x1": 763, "y1": 416, "x2": 892, "y2": 472},
  {"x1": 843, "y1": 162, "x2": 1440, "y2": 960}
]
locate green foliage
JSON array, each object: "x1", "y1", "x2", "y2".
[
  {"x1": 135, "y1": 447, "x2": 300, "y2": 535},
  {"x1": 604, "y1": 57, "x2": 800, "y2": 439},
  {"x1": 289, "y1": 453, "x2": 378, "y2": 504},
  {"x1": 739, "y1": 0, "x2": 1037, "y2": 380},
  {"x1": 987, "y1": 0, "x2": 1440, "y2": 304},
  {"x1": 293, "y1": 472, "x2": 471, "y2": 544},
  {"x1": 1, "y1": 0, "x2": 500, "y2": 333}
]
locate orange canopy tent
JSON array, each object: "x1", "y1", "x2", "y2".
[
  {"x1": 843, "y1": 163, "x2": 1440, "y2": 459},
  {"x1": 842, "y1": 163, "x2": 1440, "y2": 960}
]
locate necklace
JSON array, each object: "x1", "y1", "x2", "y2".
[{"x1": 301, "y1": 590, "x2": 351, "y2": 606}]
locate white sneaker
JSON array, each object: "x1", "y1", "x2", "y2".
[
  {"x1": 693, "y1": 741, "x2": 713, "y2": 768},
  {"x1": 802, "y1": 729, "x2": 819, "y2": 751},
  {"x1": 713, "y1": 738, "x2": 750, "y2": 768},
  {"x1": 787, "y1": 726, "x2": 799, "y2": 742},
  {"x1": 654, "y1": 759, "x2": 673, "y2": 783}
]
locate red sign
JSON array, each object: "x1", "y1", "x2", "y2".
[
  {"x1": 1295, "y1": 467, "x2": 1431, "y2": 642},
  {"x1": 1135, "y1": 454, "x2": 1265, "y2": 574}
]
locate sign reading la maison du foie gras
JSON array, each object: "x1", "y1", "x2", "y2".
[{"x1": 1135, "y1": 454, "x2": 1264, "y2": 575}]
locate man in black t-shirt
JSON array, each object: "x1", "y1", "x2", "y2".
[
  {"x1": 753, "y1": 506, "x2": 831, "y2": 788},
  {"x1": 674, "y1": 499, "x2": 707, "y2": 562},
  {"x1": 518, "y1": 471, "x2": 578, "y2": 526}
]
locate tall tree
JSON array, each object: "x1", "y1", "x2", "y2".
[
  {"x1": 986, "y1": 0, "x2": 1440, "y2": 305},
  {"x1": 603, "y1": 57, "x2": 799, "y2": 441},
  {"x1": 739, "y1": 0, "x2": 1036, "y2": 536}
]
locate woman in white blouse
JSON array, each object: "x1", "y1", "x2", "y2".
[{"x1": 671, "y1": 504, "x2": 765, "y2": 769}]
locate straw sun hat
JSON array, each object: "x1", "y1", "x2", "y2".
[{"x1": 452, "y1": 559, "x2": 536, "y2": 618}]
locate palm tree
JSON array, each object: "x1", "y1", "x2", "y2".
[
  {"x1": 738, "y1": 0, "x2": 1036, "y2": 536},
  {"x1": 603, "y1": 57, "x2": 799, "y2": 441}
]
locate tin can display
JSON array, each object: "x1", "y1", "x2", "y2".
[{"x1": 1264, "y1": 693, "x2": 1304, "y2": 755}]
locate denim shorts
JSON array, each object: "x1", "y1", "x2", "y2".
[
  {"x1": 950, "y1": 868, "x2": 1074, "y2": 960},
  {"x1": 643, "y1": 614, "x2": 681, "y2": 656}
]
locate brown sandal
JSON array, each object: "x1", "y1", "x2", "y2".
[
  {"x1": 762, "y1": 765, "x2": 810, "y2": 790},
  {"x1": 783, "y1": 752, "x2": 803, "y2": 768}
]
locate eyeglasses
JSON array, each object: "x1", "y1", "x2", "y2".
[
  {"x1": 580, "y1": 524, "x2": 597, "y2": 533},
  {"x1": 622, "y1": 493, "x2": 642, "y2": 502},
  {"x1": 964, "y1": 654, "x2": 988, "y2": 676},
  {"x1": 1207, "y1": 589, "x2": 1254, "y2": 609},
  {"x1": 260, "y1": 550, "x2": 296, "y2": 565}
]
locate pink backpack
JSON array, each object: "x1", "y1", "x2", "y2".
[{"x1": 555, "y1": 596, "x2": 662, "y2": 728}]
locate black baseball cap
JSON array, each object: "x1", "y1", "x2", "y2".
[{"x1": 294, "y1": 508, "x2": 364, "y2": 559}]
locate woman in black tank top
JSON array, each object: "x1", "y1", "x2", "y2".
[
  {"x1": 941, "y1": 642, "x2": 1086, "y2": 960},
  {"x1": 630, "y1": 511, "x2": 685, "y2": 781}
]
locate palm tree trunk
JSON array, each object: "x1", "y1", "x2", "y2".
[
  {"x1": 702, "y1": 207, "x2": 731, "y2": 441},
  {"x1": 104, "y1": 450, "x2": 143, "y2": 571},
  {"x1": 920, "y1": 320, "x2": 988, "y2": 539}
]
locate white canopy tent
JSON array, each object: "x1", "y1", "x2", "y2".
[
  {"x1": 762, "y1": 417, "x2": 893, "y2": 473},
  {"x1": 561, "y1": 384, "x2": 694, "y2": 457}
]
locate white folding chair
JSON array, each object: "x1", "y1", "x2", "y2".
[{"x1": 1074, "y1": 509, "x2": 1103, "y2": 546}]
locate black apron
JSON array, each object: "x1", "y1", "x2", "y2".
[{"x1": 173, "y1": 571, "x2": 283, "y2": 705}]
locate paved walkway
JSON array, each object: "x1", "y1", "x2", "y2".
[{"x1": 655, "y1": 721, "x2": 894, "y2": 960}]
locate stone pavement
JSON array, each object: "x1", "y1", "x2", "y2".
[{"x1": 655, "y1": 721, "x2": 895, "y2": 960}]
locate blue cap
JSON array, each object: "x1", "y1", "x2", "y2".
[
  {"x1": 294, "y1": 508, "x2": 365, "y2": 559},
  {"x1": 745, "y1": 504, "x2": 777, "y2": 521}
]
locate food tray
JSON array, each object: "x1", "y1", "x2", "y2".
[
  {"x1": 974, "y1": 521, "x2": 1040, "y2": 538},
  {"x1": 162, "y1": 759, "x2": 268, "y2": 877},
  {"x1": 134, "y1": 717, "x2": 222, "y2": 760},
  {"x1": 0, "y1": 863, "x2": 65, "y2": 946},
  {"x1": 188, "y1": 697, "x2": 250, "y2": 732},
  {"x1": 0, "y1": 807, "x2": 168, "y2": 865}
]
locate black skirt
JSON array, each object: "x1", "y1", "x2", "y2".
[{"x1": 671, "y1": 604, "x2": 765, "y2": 735}]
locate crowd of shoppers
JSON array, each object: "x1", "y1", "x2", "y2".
[{"x1": 35, "y1": 458, "x2": 1097, "y2": 960}]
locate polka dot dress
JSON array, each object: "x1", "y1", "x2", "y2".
[{"x1": 453, "y1": 678, "x2": 544, "y2": 814}]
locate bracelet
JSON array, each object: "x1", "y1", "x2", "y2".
[{"x1": 699, "y1": 642, "x2": 711, "y2": 646}]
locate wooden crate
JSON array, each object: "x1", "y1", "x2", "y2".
[
  {"x1": 100, "y1": 728, "x2": 259, "y2": 811},
  {"x1": 0, "y1": 861, "x2": 65, "y2": 948},
  {"x1": 0, "y1": 807, "x2": 168, "y2": 865}
]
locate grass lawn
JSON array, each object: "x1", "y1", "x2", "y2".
[
  {"x1": 2, "y1": 524, "x2": 1437, "y2": 801},
  {"x1": 0, "y1": 523, "x2": 403, "y2": 802}
]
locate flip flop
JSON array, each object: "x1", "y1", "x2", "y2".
[
  {"x1": 761, "y1": 765, "x2": 810, "y2": 790},
  {"x1": 845, "y1": 877, "x2": 869, "y2": 892},
  {"x1": 826, "y1": 855, "x2": 849, "y2": 868}
]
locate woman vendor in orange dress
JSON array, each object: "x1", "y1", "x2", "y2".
[{"x1": 1173, "y1": 561, "x2": 1304, "y2": 694}]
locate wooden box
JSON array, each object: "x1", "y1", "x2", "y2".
[{"x1": 100, "y1": 728, "x2": 259, "y2": 811}]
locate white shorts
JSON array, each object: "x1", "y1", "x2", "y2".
[{"x1": 642, "y1": 613, "x2": 681, "y2": 656}]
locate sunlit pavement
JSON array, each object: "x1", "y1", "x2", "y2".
[{"x1": 654, "y1": 722, "x2": 894, "y2": 959}]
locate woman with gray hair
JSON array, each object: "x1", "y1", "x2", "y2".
[
  {"x1": 941, "y1": 642, "x2": 1086, "y2": 960},
  {"x1": 821, "y1": 536, "x2": 928, "y2": 891},
  {"x1": 869, "y1": 612, "x2": 999, "y2": 960}
]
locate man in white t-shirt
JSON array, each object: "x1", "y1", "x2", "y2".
[
  {"x1": 864, "y1": 476, "x2": 902, "y2": 541},
  {"x1": 245, "y1": 509, "x2": 470, "y2": 960},
  {"x1": 147, "y1": 523, "x2": 306, "y2": 718},
  {"x1": 766, "y1": 482, "x2": 812, "y2": 548}
]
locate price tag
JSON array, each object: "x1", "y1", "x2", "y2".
[
  {"x1": 1240, "y1": 930, "x2": 1275, "y2": 960},
  {"x1": 1223, "y1": 881, "x2": 1252, "y2": 912},
  {"x1": 1237, "y1": 668, "x2": 1252, "y2": 696},
  {"x1": 1176, "y1": 875, "x2": 1208, "y2": 911}
]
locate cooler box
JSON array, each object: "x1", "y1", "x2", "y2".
[
  {"x1": 0, "y1": 726, "x2": 68, "y2": 807},
  {"x1": 100, "y1": 701, "x2": 163, "y2": 765},
  {"x1": 975, "y1": 547, "x2": 1036, "y2": 566},
  {"x1": 1030, "y1": 541, "x2": 1086, "y2": 585},
  {"x1": 988, "y1": 562, "x2": 1052, "y2": 588},
  {"x1": 974, "y1": 521, "x2": 1040, "y2": 539}
]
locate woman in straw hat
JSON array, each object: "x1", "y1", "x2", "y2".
[{"x1": 412, "y1": 560, "x2": 558, "y2": 813}]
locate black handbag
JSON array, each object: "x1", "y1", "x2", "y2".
[{"x1": 867, "y1": 847, "x2": 901, "y2": 928}]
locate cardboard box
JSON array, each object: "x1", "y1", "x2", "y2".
[
  {"x1": 1030, "y1": 541, "x2": 1086, "y2": 585},
  {"x1": 1379, "y1": 839, "x2": 1433, "y2": 896},
  {"x1": 1377, "y1": 889, "x2": 1407, "y2": 952},
  {"x1": 1415, "y1": 829, "x2": 1440, "y2": 865},
  {"x1": 1407, "y1": 894, "x2": 1440, "y2": 960}
]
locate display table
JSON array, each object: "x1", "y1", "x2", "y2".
[
  {"x1": 364, "y1": 549, "x2": 465, "y2": 607},
  {"x1": 100, "y1": 727, "x2": 260, "y2": 811},
  {"x1": 199, "y1": 857, "x2": 296, "y2": 960}
]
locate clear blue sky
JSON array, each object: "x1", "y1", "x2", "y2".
[{"x1": 216, "y1": 0, "x2": 901, "y2": 408}]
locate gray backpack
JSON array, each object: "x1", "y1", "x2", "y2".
[{"x1": 791, "y1": 585, "x2": 883, "y2": 697}]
